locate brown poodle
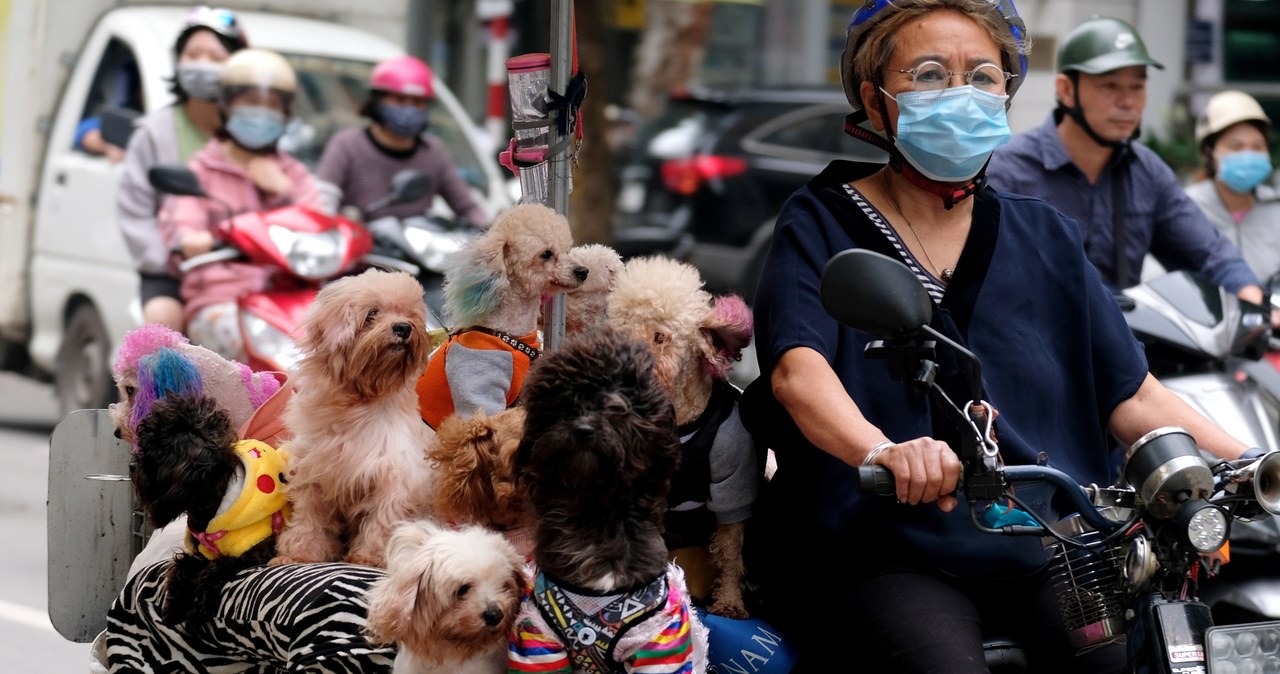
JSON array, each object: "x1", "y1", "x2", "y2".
[
  {"x1": 606, "y1": 255, "x2": 757, "y2": 619},
  {"x1": 428, "y1": 407, "x2": 534, "y2": 558},
  {"x1": 417, "y1": 204, "x2": 587, "y2": 429},
  {"x1": 272, "y1": 269, "x2": 436, "y2": 567}
]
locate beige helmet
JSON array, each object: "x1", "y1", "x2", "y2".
[
  {"x1": 1195, "y1": 90, "x2": 1270, "y2": 145},
  {"x1": 219, "y1": 48, "x2": 297, "y2": 96}
]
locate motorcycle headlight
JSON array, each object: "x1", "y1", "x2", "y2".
[
  {"x1": 242, "y1": 314, "x2": 302, "y2": 371},
  {"x1": 403, "y1": 226, "x2": 468, "y2": 273},
  {"x1": 1177, "y1": 500, "x2": 1230, "y2": 554},
  {"x1": 1207, "y1": 624, "x2": 1280, "y2": 673},
  {"x1": 268, "y1": 225, "x2": 345, "y2": 279}
]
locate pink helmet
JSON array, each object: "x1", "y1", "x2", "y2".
[{"x1": 369, "y1": 55, "x2": 434, "y2": 99}]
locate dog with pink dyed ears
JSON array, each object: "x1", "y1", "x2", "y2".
[{"x1": 605, "y1": 255, "x2": 759, "y2": 620}]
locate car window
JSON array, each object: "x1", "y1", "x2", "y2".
[
  {"x1": 279, "y1": 54, "x2": 488, "y2": 195},
  {"x1": 74, "y1": 38, "x2": 143, "y2": 153},
  {"x1": 743, "y1": 103, "x2": 886, "y2": 163}
]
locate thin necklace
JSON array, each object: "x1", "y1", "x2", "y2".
[{"x1": 882, "y1": 171, "x2": 955, "y2": 282}]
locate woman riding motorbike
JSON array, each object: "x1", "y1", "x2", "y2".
[
  {"x1": 742, "y1": 1, "x2": 1253, "y2": 671},
  {"x1": 161, "y1": 48, "x2": 321, "y2": 363},
  {"x1": 1185, "y1": 90, "x2": 1280, "y2": 282},
  {"x1": 314, "y1": 55, "x2": 490, "y2": 226},
  {"x1": 117, "y1": 6, "x2": 248, "y2": 331}
]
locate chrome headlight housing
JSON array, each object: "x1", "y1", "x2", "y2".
[
  {"x1": 268, "y1": 225, "x2": 345, "y2": 279},
  {"x1": 242, "y1": 314, "x2": 302, "y2": 371},
  {"x1": 403, "y1": 225, "x2": 468, "y2": 273}
]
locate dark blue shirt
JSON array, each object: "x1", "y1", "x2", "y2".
[
  {"x1": 752, "y1": 161, "x2": 1149, "y2": 577},
  {"x1": 986, "y1": 116, "x2": 1257, "y2": 293}
]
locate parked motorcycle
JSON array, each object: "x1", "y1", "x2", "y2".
[
  {"x1": 823, "y1": 248, "x2": 1280, "y2": 674},
  {"x1": 149, "y1": 165, "x2": 407, "y2": 372}
]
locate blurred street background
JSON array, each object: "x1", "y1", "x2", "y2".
[{"x1": 1, "y1": 0, "x2": 1277, "y2": 665}]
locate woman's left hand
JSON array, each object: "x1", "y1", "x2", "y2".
[{"x1": 247, "y1": 156, "x2": 292, "y2": 195}]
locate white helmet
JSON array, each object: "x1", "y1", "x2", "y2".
[
  {"x1": 219, "y1": 48, "x2": 297, "y2": 97},
  {"x1": 1195, "y1": 90, "x2": 1270, "y2": 146}
]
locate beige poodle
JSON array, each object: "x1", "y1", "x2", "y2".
[
  {"x1": 559, "y1": 243, "x2": 623, "y2": 337},
  {"x1": 606, "y1": 256, "x2": 757, "y2": 618},
  {"x1": 272, "y1": 269, "x2": 436, "y2": 567},
  {"x1": 416, "y1": 203, "x2": 586, "y2": 429}
]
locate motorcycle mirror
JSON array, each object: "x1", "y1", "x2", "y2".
[
  {"x1": 388, "y1": 169, "x2": 430, "y2": 206},
  {"x1": 820, "y1": 249, "x2": 932, "y2": 338},
  {"x1": 148, "y1": 165, "x2": 208, "y2": 198}
]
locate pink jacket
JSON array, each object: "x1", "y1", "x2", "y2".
[{"x1": 162, "y1": 138, "x2": 321, "y2": 322}]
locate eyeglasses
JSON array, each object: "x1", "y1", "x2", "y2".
[{"x1": 896, "y1": 61, "x2": 1016, "y2": 94}]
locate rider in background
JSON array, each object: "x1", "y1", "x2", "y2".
[
  {"x1": 1185, "y1": 90, "x2": 1280, "y2": 283},
  {"x1": 743, "y1": 1, "x2": 1252, "y2": 671},
  {"x1": 986, "y1": 16, "x2": 1263, "y2": 303},
  {"x1": 161, "y1": 48, "x2": 320, "y2": 363},
  {"x1": 118, "y1": 6, "x2": 248, "y2": 332},
  {"x1": 314, "y1": 55, "x2": 490, "y2": 226}
]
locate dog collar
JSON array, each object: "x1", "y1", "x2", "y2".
[
  {"x1": 532, "y1": 571, "x2": 668, "y2": 669},
  {"x1": 452, "y1": 326, "x2": 541, "y2": 361}
]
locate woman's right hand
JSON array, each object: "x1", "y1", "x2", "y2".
[
  {"x1": 179, "y1": 230, "x2": 216, "y2": 259},
  {"x1": 868, "y1": 437, "x2": 962, "y2": 512}
]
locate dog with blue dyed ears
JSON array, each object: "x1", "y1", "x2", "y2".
[{"x1": 416, "y1": 203, "x2": 587, "y2": 430}]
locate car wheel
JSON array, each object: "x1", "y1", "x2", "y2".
[{"x1": 54, "y1": 303, "x2": 116, "y2": 416}]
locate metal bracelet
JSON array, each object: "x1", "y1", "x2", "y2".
[{"x1": 862, "y1": 440, "x2": 896, "y2": 467}]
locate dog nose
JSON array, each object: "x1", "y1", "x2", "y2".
[
  {"x1": 574, "y1": 423, "x2": 595, "y2": 441},
  {"x1": 113, "y1": 427, "x2": 122, "y2": 439},
  {"x1": 573, "y1": 266, "x2": 589, "y2": 282},
  {"x1": 391, "y1": 322, "x2": 412, "y2": 339},
  {"x1": 482, "y1": 607, "x2": 504, "y2": 627}
]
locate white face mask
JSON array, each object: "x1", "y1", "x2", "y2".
[{"x1": 176, "y1": 61, "x2": 224, "y2": 101}]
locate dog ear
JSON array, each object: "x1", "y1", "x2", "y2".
[
  {"x1": 365, "y1": 521, "x2": 441, "y2": 645},
  {"x1": 441, "y1": 234, "x2": 510, "y2": 326},
  {"x1": 300, "y1": 275, "x2": 364, "y2": 370},
  {"x1": 697, "y1": 294, "x2": 753, "y2": 380}
]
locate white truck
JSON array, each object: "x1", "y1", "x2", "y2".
[{"x1": 0, "y1": 2, "x2": 507, "y2": 417}]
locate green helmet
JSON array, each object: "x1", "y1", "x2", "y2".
[{"x1": 1057, "y1": 16, "x2": 1163, "y2": 74}]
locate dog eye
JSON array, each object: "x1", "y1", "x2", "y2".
[
  {"x1": 365, "y1": 308, "x2": 379, "y2": 323},
  {"x1": 540, "y1": 249, "x2": 554, "y2": 261},
  {"x1": 125, "y1": 385, "x2": 137, "y2": 399},
  {"x1": 456, "y1": 583, "x2": 472, "y2": 599},
  {"x1": 653, "y1": 332, "x2": 666, "y2": 345}
]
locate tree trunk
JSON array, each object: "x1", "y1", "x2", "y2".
[
  {"x1": 568, "y1": 0, "x2": 614, "y2": 244},
  {"x1": 627, "y1": 0, "x2": 714, "y2": 121}
]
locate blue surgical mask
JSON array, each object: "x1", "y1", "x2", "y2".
[
  {"x1": 377, "y1": 101, "x2": 429, "y2": 138},
  {"x1": 1217, "y1": 151, "x2": 1273, "y2": 194},
  {"x1": 225, "y1": 105, "x2": 286, "y2": 150},
  {"x1": 881, "y1": 85, "x2": 1012, "y2": 182}
]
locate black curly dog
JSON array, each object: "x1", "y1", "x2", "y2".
[
  {"x1": 131, "y1": 396, "x2": 278, "y2": 624},
  {"x1": 515, "y1": 328, "x2": 682, "y2": 591}
]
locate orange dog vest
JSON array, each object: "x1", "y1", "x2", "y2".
[{"x1": 417, "y1": 328, "x2": 540, "y2": 429}]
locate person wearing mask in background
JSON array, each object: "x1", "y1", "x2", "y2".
[
  {"x1": 987, "y1": 16, "x2": 1264, "y2": 304},
  {"x1": 1185, "y1": 90, "x2": 1280, "y2": 284},
  {"x1": 117, "y1": 6, "x2": 247, "y2": 331},
  {"x1": 162, "y1": 48, "x2": 320, "y2": 363},
  {"x1": 314, "y1": 55, "x2": 490, "y2": 226},
  {"x1": 743, "y1": 1, "x2": 1253, "y2": 671}
]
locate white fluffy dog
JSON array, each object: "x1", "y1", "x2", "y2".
[
  {"x1": 365, "y1": 520, "x2": 526, "y2": 674},
  {"x1": 272, "y1": 269, "x2": 436, "y2": 567}
]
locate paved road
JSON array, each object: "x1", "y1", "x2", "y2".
[{"x1": 0, "y1": 373, "x2": 94, "y2": 672}]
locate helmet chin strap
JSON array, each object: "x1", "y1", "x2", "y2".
[{"x1": 843, "y1": 110, "x2": 987, "y2": 211}]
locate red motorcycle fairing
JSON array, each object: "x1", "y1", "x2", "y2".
[{"x1": 220, "y1": 205, "x2": 373, "y2": 279}]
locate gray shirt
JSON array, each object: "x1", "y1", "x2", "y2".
[
  {"x1": 117, "y1": 106, "x2": 179, "y2": 274},
  {"x1": 987, "y1": 115, "x2": 1258, "y2": 293},
  {"x1": 1185, "y1": 180, "x2": 1280, "y2": 282}
]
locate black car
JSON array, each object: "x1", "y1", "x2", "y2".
[{"x1": 613, "y1": 87, "x2": 886, "y2": 302}]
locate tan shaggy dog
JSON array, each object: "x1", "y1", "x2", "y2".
[
  {"x1": 416, "y1": 203, "x2": 587, "y2": 429},
  {"x1": 365, "y1": 520, "x2": 525, "y2": 674},
  {"x1": 429, "y1": 408, "x2": 534, "y2": 558},
  {"x1": 606, "y1": 256, "x2": 757, "y2": 619},
  {"x1": 272, "y1": 269, "x2": 436, "y2": 567}
]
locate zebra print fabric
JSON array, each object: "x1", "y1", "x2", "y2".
[{"x1": 105, "y1": 560, "x2": 397, "y2": 673}]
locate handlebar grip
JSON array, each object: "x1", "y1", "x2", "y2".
[{"x1": 857, "y1": 466, "x2": 896, "y2": 496}]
